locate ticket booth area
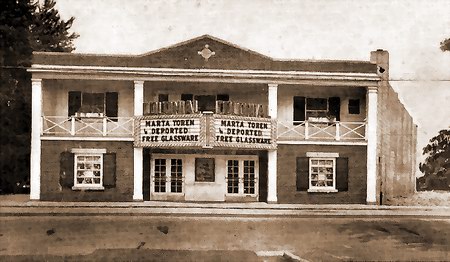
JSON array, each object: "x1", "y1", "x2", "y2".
[{"x1": 149, "y1": 153, "x2": 260, "y2": 202}]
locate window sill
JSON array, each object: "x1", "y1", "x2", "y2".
[
  {"x1": 72, "y1": 186, "x2": 105, "y2": 191},
  {"x1": 307, "y1": 188, "x2": 338, "y2": 193}
]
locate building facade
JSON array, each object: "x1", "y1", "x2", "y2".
[{"x1": 28, "y1": 35, "x2": 417, "y2": 204}]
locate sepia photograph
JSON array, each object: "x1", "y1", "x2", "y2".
[{"x1": 1, "y1": 0, "x2": 449, "y2": 261}]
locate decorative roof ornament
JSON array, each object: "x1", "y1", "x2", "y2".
[{"x1": 197, "y1": 44, "x2": 215, "y2": 61}]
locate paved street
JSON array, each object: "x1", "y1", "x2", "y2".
[{"x1": 1, "y1": 215, "x2": 449, "y2": 261}]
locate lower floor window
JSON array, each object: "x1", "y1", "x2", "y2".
[
  {"x1": 153, "y1": 158, "x2": 184, "y2": 193},
  {"x1": 226, "y1": 159, "x2": 258, "y2": 195},
  {"x1": 297, "y1": 152, "x2": 348, "y2": 193},
  {"x1": 73, "y1": 151, "x2": 104, "y2": 189},
  {"x1": 309, "y1": 158, "x2": 335, "y2": 190}
]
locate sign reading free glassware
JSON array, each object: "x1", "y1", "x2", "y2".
[
  {"x1": 135, "y1": 114, "x2": 203, "y2": 147},
  {"x1": 134, "y1": 114, "x2": 276, "y2": 149}
]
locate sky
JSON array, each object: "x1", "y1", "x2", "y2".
[{"x1": 54, "y1": 0, "x2": 450, "y2": 175}]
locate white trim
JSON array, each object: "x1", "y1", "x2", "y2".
[
  {"x1": 41, "y1": 136, "x2": 134, "y2": 141},
  {"x1": 307, "y1": 188, "x2": 338, "y2": 193},
  {"x1": 30, "y1": 79, "x2": 42, "y2": 200},
  {"x1": 277, "y1": 140, "x2": 367, "y2": 146},
  {"x1": 366, "y1": 86, "x2": 378, "y2": 204},
  {"x1": 133, "y1": 148, "x2": 144, "y2": 200},
  {"x1": 267, "y1": 150, "x2": 277, "y2": 203},
  {"x1": 30, "y1": 64, "x2": 380, "y2": 79},
  {"x1": 71, "y1": 148, "x2": 107, "y2": 154},
  {"x1": 306, "y1": 152, "x2": 339, "y2": 158},
  {"x1": 72, "y1": 186, "x2": 105, "y2": 191}
]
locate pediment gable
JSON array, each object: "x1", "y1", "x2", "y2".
[{"x1": 136, "y1": 35, "x2": 274, "y2": 70}]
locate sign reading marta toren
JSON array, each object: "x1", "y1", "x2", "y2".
[{"x1": 134, "y1": 114, "x2": 276, "y2": 149}]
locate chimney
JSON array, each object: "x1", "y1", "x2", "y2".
[{"x1": 370, "y1": 49, "x2": 389, "y2": 80}]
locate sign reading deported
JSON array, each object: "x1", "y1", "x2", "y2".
[
  {"x1": 213, "y1": 117, "x2": 275, "y2": 149},
  {"x1": 135, "y1": 116, "x2": 203, "y2": 147},
  {"x1": 135, "y1": 114, "x2": 275, "y2": 149}
]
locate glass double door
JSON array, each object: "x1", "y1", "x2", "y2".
[{"x1": 150, "y1": 154, "x2": 259, "y2": 202}]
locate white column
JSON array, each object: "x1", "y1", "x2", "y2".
[
  {"x1": 366, "y1": 86, "x2": 378, "y2": 204},
  {"x1": 133, "y1": 81, "x2": 144, "y2": 201},
  {"x1": 30, "y1": 79, "x2": 42, "y2": 200},
  {"x1": 267, "y1": 84, "x2": 278, "y2": 203}
]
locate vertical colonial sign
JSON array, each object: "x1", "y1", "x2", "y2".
[
  {"x1": 134, "y1": 114, "x2": 204, "y2": 147},
  {"x1": 135, "y1": 114, "x2": 276, "y2": 149},
  {"x1": 212, "y1": 115, "x2": 276, "y2": 149}
]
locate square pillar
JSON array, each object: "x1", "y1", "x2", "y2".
[
  {"x1": 133, "y1": 81, "x2": 144, "y2": 201},
  {"x1": 366, "y1": 86, "x2": 378, "y2": 204},
  {"x1": 30, "y1": 79, "x2": 42, "y2": 200},
  {"x1": 267, "y1": 84, "x2": 278, "y2": 203}
]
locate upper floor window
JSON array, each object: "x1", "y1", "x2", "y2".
[
  {"x1": 348, "y1": 99, "x2": 361, "y2": 114},
  {"x1": 293, "y1": 96, "x2": 340, "y2": 123},
  {"x1": 68, "y1": 91, "x2": 118, "y2": 119}
]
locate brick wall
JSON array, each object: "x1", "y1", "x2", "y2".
[
  {"x1": 277, "y1": 144, "x2": 367, "y2": 204},
  {"x1": 40, "y1": 141, "x2": 134, "y2": 201}
]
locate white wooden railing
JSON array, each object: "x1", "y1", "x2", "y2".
[
  {"x1": 277, "y1": 120, "x2": 366, "y2": 141},
  {"x1": 41, "y1": 116, "x2": 134, "y2": 137}
]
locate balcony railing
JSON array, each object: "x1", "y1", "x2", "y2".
[
  {"x1": 42, "y1": 116, "x2": 134, "y2": 137},
  {"x1": 277, "y1": 120, "x2": 366, "y2": 141}
]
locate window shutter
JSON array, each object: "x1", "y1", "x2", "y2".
[
  {"x1": 296, "y1": 157, "x2": 309, "y2": 191},
  {"x1": 293, "y1": 96, "x2": 306, "y2": 122},
  {"x1": 59, "y1": 152, "x2": 74, "y2": 188},
  {"x1": 68, "y1": 91, "x2": 81, "y2": 116},
  {"x1": 106, "y1": 92, "x2": 118, "y2": 120},
  {"x1": 217, "y1": 94, "x2": 229, "y2": 101},
  {"x1": 336, "y1": 157, "x2": 349, "y2": 191},
  {"x1": 328, "y1": 97, "x2": 341, "y2": 121},
  {"x1": 181, "y1": 93, "x2": 194, "y2": 101},
  {"x1": 103, "y1": 153, "x2": 116, "y2": 188}
]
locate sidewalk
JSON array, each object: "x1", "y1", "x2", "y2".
[{"x1": 1, "y1": 194, "x2": 450, "y2": 217}]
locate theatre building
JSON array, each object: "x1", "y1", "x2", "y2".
[{"x1": 28, "y1": 35, "x2": 417, "y2": 204}]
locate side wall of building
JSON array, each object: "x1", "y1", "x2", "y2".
[
  {"x1": 277, "y1": 144, "x2": 367, "y2": 204},
  {"x1": 377, "y1": 82, "x2": 417, "y2": 203},
  {"x1": 40, "y1": 140, "x2": 134, "y2": 201},
  {"x1": 372, "y1": 50, "x2": 417, "y2": 203}
]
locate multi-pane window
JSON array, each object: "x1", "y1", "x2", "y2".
[
  {"x1": 154, "y1": 159, "x2": 167, "y2": 192},
  {"x1": 227, "y1": 160, "x2": 239, "y2": 194},
  {"x1": 309, "y1": 158, "x2": 335, "y2": 190},
  {"x1": 243, "y1": 160, "x2": 256, "y2": 194},
  {"x1": 170, "y1": 159, "x2": 183, "y2": 193},
  {"x1": 74, "y1": 154, "x2": 103, "y2": 189},
  {"x1": 153, "y1": 158, "x2": 183, "y2": 193},
  {"x1": 226, "y1": 159, "x2": 258, "y2": 195}
]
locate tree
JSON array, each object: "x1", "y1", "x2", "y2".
[
  {"x1": 0, "y1": 0, "x2": 78, "y2": 193},
  {"x1": 440, "y1": 38, "x2": 450, "y2": 52},
  {"x1": 418, "y1": 129, "x2": 450, "y2": 190}
]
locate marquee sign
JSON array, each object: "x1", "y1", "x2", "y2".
[
  {"x1": 134, "y1": 114, "x2": 204, "y2": 148},
  {"x1": 212, "y1": 115, "x2": 276, "y2": 149},
  {"x1": 134, "y1": 114, "x2": 276, "y2": 149}
]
